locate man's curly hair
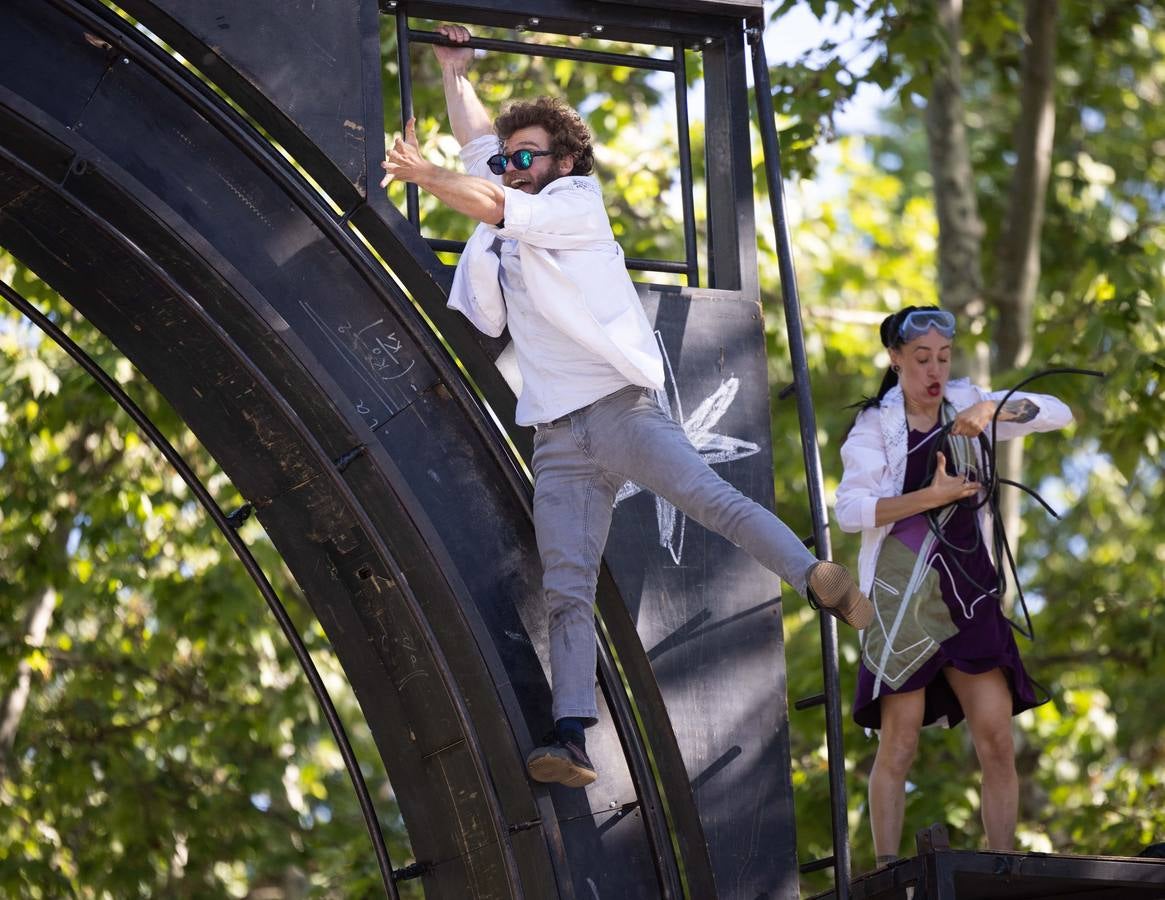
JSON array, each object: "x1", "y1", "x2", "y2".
[{"x1": 494, "y1": 96, "x2": 595, "y2": 176}]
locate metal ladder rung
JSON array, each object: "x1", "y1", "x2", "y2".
[
  {"x1": 799, "y1": 855, "x2": 836, "y2": 874},
  {"x1": 794, "y1": 692, "x2": 826, "y2": 711}
]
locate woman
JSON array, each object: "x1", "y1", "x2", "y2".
[{"x1": 835, "y1": 306, "x2": 1073, "y2": 865}]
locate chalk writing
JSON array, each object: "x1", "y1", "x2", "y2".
[
  {"x1": 613, "y1": 331, "x2": 760, "y2": 564},
  {"x1": 300, "y1": 301, "x2": 418, "y2": 430}
]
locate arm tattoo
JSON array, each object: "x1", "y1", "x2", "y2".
[{"x1": 1001, "y1": 398, "x2": 1038, "y2": 423}]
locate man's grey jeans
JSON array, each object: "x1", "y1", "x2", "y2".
[{"x1": 531, "y1": 384, "x2": 818, "y2": 723}]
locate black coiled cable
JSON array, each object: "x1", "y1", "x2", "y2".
[{"x1": 918, "y1": 367, "x2": 1105, "y2": 641}]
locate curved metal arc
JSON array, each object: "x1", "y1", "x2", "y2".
[
  {"x1": 0, "y1": 279, "x2": 402, "y2": 900},
  {"x1": 61, "y1": 0, "x2": 532, "y2": 513},
  {"x1": 45, "y1": 4, "x2": 707, "y2": 894},
  {"x1": 3, "y1": 10, "x2": 534, "y2": 886},
  {"x1": 593, "y1": 611, "x2": 688, "y2": 900},
  {"x1": 0, "y1": 118, "x2": 532, "y2": 894}
]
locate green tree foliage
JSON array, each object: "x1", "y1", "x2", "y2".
[
  {"x1": 3, "y1": 4, "x2": 1162, "y2": 897},
  {"x1": 764, "y1": 1, "x2": 1165, "y2": 887},
  {"x1": 0, "y1": 259, "x2": 415, "y2": 897}
]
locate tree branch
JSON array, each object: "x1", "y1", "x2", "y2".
[
  {"x1": 991, "y1": 0, "x2": 1059, "y2": 372},
  {"x1": 926, "y1": 0, "x2": 987, "y2": 345},
  {"x1": 991, "y1": 1, "x2": 1059, "y2": 610},
  {"x1": 0, "y1": 517, "x2": 73, "y2": 780}
]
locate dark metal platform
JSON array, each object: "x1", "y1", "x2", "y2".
[{"x1": 811, "y1": 826, "x2": 1165, "y2": 900}]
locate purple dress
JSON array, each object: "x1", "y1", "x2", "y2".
[{"x1": 852, "y1": 425, "x2": 1043, "y2": 730}]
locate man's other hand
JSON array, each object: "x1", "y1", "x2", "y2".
[
  {"x1": 380, "y1": 118, "x2": 430, "y2": 188},
  {"x1": 434, "y1": 23, "x2": 473, "y2": 72}
]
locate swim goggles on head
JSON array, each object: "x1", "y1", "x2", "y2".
[
  {"x1": 486, "y1": 149, "x2": 554, "y2": 175},
  {"x1": 897, "y1": 308, "x2": 956, "y2": 342}
]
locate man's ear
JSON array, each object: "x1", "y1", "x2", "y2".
[{"x1": 555, "y1": 155, "x2": 575, "y2": 177}]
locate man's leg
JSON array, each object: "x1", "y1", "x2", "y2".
[
  {"x1": 527, "y1": 420, "x2": 619, "y2": 786},
  {"x1": 584, "y1": 388, "x2": 870, "y2": 625}
]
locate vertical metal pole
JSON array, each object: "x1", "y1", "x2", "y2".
[
  {"x1": 701, "y1": 32, "x2": 758, "y2": 296},
  {"x1": 673, "y1": 42, "x2": 699, "y2": 288},
  {"x1": 704, "y1": 148, "x2": 716, "y2": 289},
  {"x1": 746, "y1": 21, "x2": 853, "y2": 898},
  {"x1": 395, "y1": 5, "x2": 419, "y2": 226}
]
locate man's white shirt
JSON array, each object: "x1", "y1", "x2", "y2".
[{"x1": 447, "y1": 134, "x2": 664, "y2": 426}]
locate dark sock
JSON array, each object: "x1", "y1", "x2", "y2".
[{"x1": 554, "y1": 717, "x2": 587, "y2": 748}]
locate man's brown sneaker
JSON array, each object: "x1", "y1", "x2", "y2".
[
  {"x1": 807, "y1": 560, "x2": 875, "y2": 629},
  {"x1": 526, "y1": 737, "x2": 597, "y2": 788}
]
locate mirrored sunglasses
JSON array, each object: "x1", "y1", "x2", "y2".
[
  {"x1": 486, "y1": 148, "x2": 554, "y2": 176},
  {"x1": 898, "y1": 308, "x2": 956, "y2": 342}
]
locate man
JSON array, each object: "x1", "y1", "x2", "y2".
[{"x1": 382, "y1": 24, "x2": 873, "y2": 789}]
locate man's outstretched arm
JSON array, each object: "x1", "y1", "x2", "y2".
[
  {"x1": 433, "y1": 23, "x2": 493, "y2": 146},
  {"x1": 382, "y1": 118, "x2": 505, "y2": 225}
]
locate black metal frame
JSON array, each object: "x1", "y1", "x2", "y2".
[
  {"x1": 391, "y1": 5, "x2": 857, "y2": 889},
  {"x1": 4, "y1": 2, "x2": 703, "y2": 895},
  {"x1": 387, "y1": 3, "x2": 853, "y2": 895},
  {"x1": 2, "y1": 0, "x2": 856, "y2": 894},
  {"x1": 817, "y1": 824, "x2": 1165, "y2": 899},
  {"x1": 10, "y1": 2, "x2": 1165, "y2": 896},
  {"x1": 395, "y1": 22, "x2": 703, "y2": 284},
  {"x1": 748, "y1": 19, "x2": 852, "y2": 895},
  {"x1": 3, "y1": 2, "x2": 546, "y2": 891}
]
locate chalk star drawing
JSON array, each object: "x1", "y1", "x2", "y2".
[{"x1": 614, "y1": 334, "x2": 760, "y2": 564}]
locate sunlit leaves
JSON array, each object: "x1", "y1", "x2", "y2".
[
  {"x1": 768, "y1": 1, "x2": 1165, "y2": 884},
  {"x1": 0, "y1": 269, "x2": 414, "y2": 897}
]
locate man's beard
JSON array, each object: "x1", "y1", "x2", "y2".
[{"x1": 505, "y1": 168, "x2": 563, "y2": 194}]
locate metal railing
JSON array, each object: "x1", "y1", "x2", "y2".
[
  {"x1": 394, "y1": 20, "x2": 701, "y2": 285},
  {"x1": 748, "y1": 18, "x2": 852, "y2": 896}
]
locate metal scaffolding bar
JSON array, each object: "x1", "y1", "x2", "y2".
[
  {"x1": 673, "y1": 41, "x2": 700, "y2": 287},
  {"x1": 746, "y1": 19, "x2": 853, "y2": 899},
  {"x1": 396, "y1": 6, "x2": 420, "y2": 225},
  {"x1": 408, "y1": 27, "x2": 675, "y2": 72}
]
